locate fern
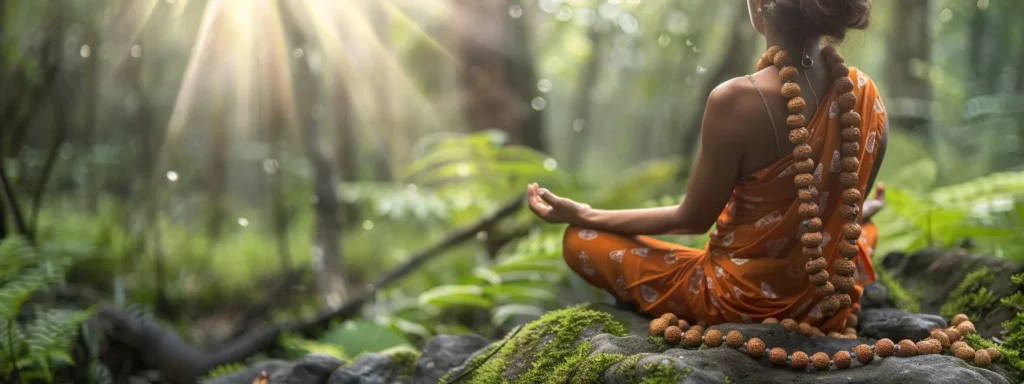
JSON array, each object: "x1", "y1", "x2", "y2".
[
  {"x1": 201, "y1": 362, "x2": 248, "y2": 380},
  {"x1": 940, "y1": 267, "x2": 996, "y2": 319},
  {"x1": 0, "y1": 236, "x2": 94, "y2": 383}
]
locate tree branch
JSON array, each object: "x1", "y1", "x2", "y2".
[{"x1": 92, "y1": 194, "x2": 526, "y2": 384}]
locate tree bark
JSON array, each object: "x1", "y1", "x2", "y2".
[
  {"x1": 884, "y1": 0, "x2": 933, "y2": 136},
  {"x1": 565, "y1": 23, "x2": 605, "y2": 171}
]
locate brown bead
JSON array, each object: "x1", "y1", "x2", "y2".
[
  {"x1": 812, "y1": 352, "x2": 831, "y2": 371},
  {"x1": 806, "y1": 258, "x2": 827, "y2": 273},
  {"x1": 690, "y1": 325, "x2": 705, "y2": 334},
  {"x1": 951, "y1": 314, "x2": 969, "y2": 326},
  {"x1": 787, "y1": 96, "x2": 806, "y2": 113},
  {"x1": 854, "y1": 344, "x2": 874, "y2": 364},
  {"x1": 812, "y1": 328, "x2": 826, "y2": 337},
  {"x1": 847, "y1": 314, "x2": 859, "y2": 328},
  {"x1": 946, "y1": 328, "x2": 963, "y2": 342},
  {"x1": 809, "y1": 269, "x2": 830, "y2": 285},
  {"x1": 660, "y1": 312, "x2": 678, "y2": 325},
  {"x1": 835, "y1": 77, "x2": 855, "y2": 94},
  {"x1": 854, "y1": 303, "x2": 863, "y2": 314},
  {"x1": 841, "y1": 188, "x2": 862, "y2": 204},
  {"x1": 832, "y1": 259, "x2": 857, "y2": 276},
  {"x1": 763, "y1": 46, "x2": 781, "y2": 61},
  {"x1": 835, "y1": 292, "x2": 853, "y2": 309},
  {"x1": 831, "y1": 63, "x2": 850, "y2": 81},
  {"x1": 801, "y1": 232, "x2": 823, "y2": 247},
  {"x1": 794, "y1": 144, "x2": 813, "y2": 160},
  {"x1": 875, "y1": 338, "x2": 896, "y2": 357},
  {"x1": 827, "y1": 332, "x2": 841, "y2": 339},
  {"x1": 763, "y1": 317, "x2": 779, "y2": 324},
  {"x1": 774, "y1": 50, "x2": 792, "y2": 68},
  {"x1": 791, "y1": 351, "x2": 809, "y2": 369},
  {"x1": 951, "y1": 341, "x2": 969, "y2": 352},
  {"x1": 896, "y1": 339, "x2": 918, "y2": 357},
  {"x1": 957, "y1": 321, "x2": 977, "y2": 335},
  {"x1": 794, "y1": 173, "x2": 815, "y2": 188},
  {"x1": 649, "y1": 318, "x2": 669, "y2": 336},
  {"x1": 664, "y1": 326, "x2": 683, "y2": 345},
  {"x1": 834, "y1": 351, "x2": 852, "y2": 369},
  {"x1": 804, "y1": 217, "x2": 823, "y2": 231},
  {"x1": 821, "y1": 45, "x2": 838, "y2": 59},
  {"x1": 930, "y1": 329, "x2": 950, "y2": 348},
  {"x1": 842, "y1": 157, "x2": 860, "y2": 172},
  {"x1": 841, "y1": 223, "x2": 862, "y2": 240},
  {"x1": 803, "y1": 245, "x2": 824, "y2": 258},
  {"x1": 794, "y1": 158, "x2": 814, "y2": 173},
  {"x1": 837, "y1": 92, "x2": 857, "y2": 110},
  {"x1": 834, "y1": 276, "x2": 857, "y2": 293},
  {"x1": 786, "y1": 113, "x2": 806, "y2": 128},
  {"x1": 840, "y1": 111, "x2": 861, "y2": 127},
  {"x1": 815, "y1": 281, "x2": 835, "y2": 296},
  {"x1": 799, "y1": 203, "x2": 819, "y2": 218},
  {"x1": 790, "y1": 128, "x2": 810, "y2": 145},
  {"x1": 797, "y1": 186, "x2": 818, "y2": 201},
  {"x1": 779, "y1": 66, "x2": 799, "y2": 83},
  {"x1": 678, "y1": 319, "x2": 690, "y2": 330},
  {"x1": 726, "y1": 330, "x2": 744, "y2": 348},
  {"x1": 841, "y1": 141, "x2": 860, "y2": 156},
  {"x1": 782, "y1": 83, "x2": 802, "y2": 99},
  {"x1": 821, "y1": 295, "x2": 841, "y2": 315},
  {"x1": 704, "y1": 329, "x2": 723, "y2": 347},
  {"x1": 683, "y1": 329, "x2": 703, "y2": 347},
  {"x1": 839, "y1": 204, "x2": 860, "y2": 221},
  {"x1": 844, "y1": 327, "x2": 857, "y2": 336},
  {"x1": 953, "y1": 343, "x2": 975, "y2": 361},
  {"x1": 917, "y1": 339, "x2": 942, "y2": 355},
  {"x1": 984, "y1": 347, "x2": 1001, "y2": 361},
  {"x1": 769, "y1": 347, "x2": 788, "y2": 365},
  {"x1": 746, "y1": 337, "x2": 767, "y2": 357},
  {"x1": 975, "y1": 350, "x2": 992, "y2": 366},
  {"x1": 835, "y1": 240, "x2": 860, "y2": 259},
  {"x1": 839, "y1": 172, "x2": 859, "y2": 187},
  {"x1": 799, "y1": 322, "x2": 815, "y2": 337},
  {"x1": 781, "y1": 318, "x2": 799, "y2": 332},
  {"x1": 841, "y1": 127, "x2": 861, "y2": 142}
]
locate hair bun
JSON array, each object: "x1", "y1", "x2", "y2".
[{"x1": 766, "y1": 0, "x2": 872, "y2": 40}]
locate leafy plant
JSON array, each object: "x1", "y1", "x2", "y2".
[
  {"x1": 940, "y1": 267, "x2": 996, "y2": 319},
  {"x1": 0, "y1": 236, "x2": 95, "y2": 383}
]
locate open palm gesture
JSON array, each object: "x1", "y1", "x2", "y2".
[{"x1": 526, "y1": 183, "x2": 590, "y2": 225}]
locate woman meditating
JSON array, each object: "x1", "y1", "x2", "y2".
[{"x1": 527, "y1": 0, "x2": 887, "y2": 334}]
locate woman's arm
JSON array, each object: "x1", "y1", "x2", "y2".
[{"x1": 529, "y1": 81, "x2": 748, "y2": 236}]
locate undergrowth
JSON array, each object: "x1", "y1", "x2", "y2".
[{"x1": 940, "y1": 267, "x2": 997, "y2": 319}]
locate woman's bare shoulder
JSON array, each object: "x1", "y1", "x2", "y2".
[{"x1": 703, "y1": 76, "x2": 772, "y2": 136}]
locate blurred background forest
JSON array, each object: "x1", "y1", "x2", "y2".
[{"x1": 3, "y1": 0, "x2": 1024, "y2": 382}]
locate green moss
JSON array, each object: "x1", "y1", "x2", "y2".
[
  {"x1": 383, "y1": 347, "x2": 421, "y2": 379},
  {"x1": 940, "y1": 267, "x2": 996, "y2": 319},
  {"x1": 569, "y1": 353, "x2": 628, "y2": 384},
  {"x1": 877, "y1": 270, "x2": 921, "y2": 312},
  {"x1": 444, "y1": 305, "x2": 627, "y2": 383},
  {"x1": 639, "y1": 358, "x2": 682, "y2": 383},
  {"x1": 646, "y1": 336, "x2": 670, "y2": 352},
  {"x1": 200, "y1": 363, "x2": 247, "y2": 381},
  {"x1": 614, "y1": 354, "x2": 644, "y2": 383},
  {"x1": 958, "y1": 272, "x2": 1024, "y2": 383}
]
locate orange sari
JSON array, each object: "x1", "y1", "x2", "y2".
[{"x1": 563, "y1": 67, "x2": 885, "y2": 333}]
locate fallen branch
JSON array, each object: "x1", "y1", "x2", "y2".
[{"x1": 93, "y1": 194, "x2": 526, "y2": 384}]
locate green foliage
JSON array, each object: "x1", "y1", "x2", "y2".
[
  {"x1": 0, "y1": 237, "x2": 95, "y2": 383},
  {"x1": 961, "y1": 272, "x2": 1024, "y2": 381},
  {"x1": 940, "y1": 267, "x2": 997, "y2": 319},
  {"x1": 876, "y1": 270, "x2": 921, "y2": 313}
]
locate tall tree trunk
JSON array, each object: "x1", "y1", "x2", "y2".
[
  {"x1": 885, "y1": 0, "x2": 933, "y2": 136},
  {"x1": 206, "y1": 101, "x2": 227, "y2": 241},
  {"x1": 565, "y1": 23, "x2": 605, "y2": 171},
  {"x1": 455, "y1": 0, "x2": 545, "y2": 151},
  {"x1": 370, "y1": 0, "x2": 394, "y2": 181},
  {"x1": 82, "y1": 23, "x2": 100, "y2": 214},
  {"x1": 277, "y1": 0, "x2": 347, "y2": 303},
  {"x1": 676, "y1": 3, "x2": 757, "y2": 180}
]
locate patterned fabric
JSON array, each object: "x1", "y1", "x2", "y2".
[{"x1": 562, "y1": 67, "x2": 885, "y2": 333}]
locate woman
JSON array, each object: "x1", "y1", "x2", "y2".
[{"x1": 527, "y1": 0, "x2": 888, "y2": 334}]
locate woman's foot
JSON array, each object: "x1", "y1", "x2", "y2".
[{"x1": 861, "y1": 182, "x2": 886, "y2": 222}]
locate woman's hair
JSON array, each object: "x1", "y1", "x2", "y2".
[{"x1": 763, "y1": 0, "x2": 872, "y2": 40}]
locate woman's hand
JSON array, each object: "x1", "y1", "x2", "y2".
[{"x1": 526, "y1": 183, "x2": 591, "y2": 225}]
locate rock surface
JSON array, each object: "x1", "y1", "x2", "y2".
[{"x1": 204, "y1": 304, "x2": 1010, "y2": 384}]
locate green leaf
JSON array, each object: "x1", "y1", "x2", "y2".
[
  {"x1": 317, "y1": 319, "x2": 411, "y2": 357},
  {"x1": 418, "y1": 285, "x2": 493, "y2": 309}
]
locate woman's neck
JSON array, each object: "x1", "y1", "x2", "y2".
[{"x1": 765, "y1": 35, "x2": 823, "y2": 64}]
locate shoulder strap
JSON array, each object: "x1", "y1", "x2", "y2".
[{"x1": 745, "y1": 75, "x2": 784, "y2": 158}]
